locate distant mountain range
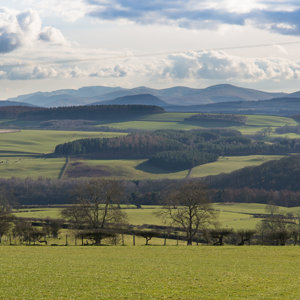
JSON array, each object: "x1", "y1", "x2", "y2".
[
  {"x1": 0, "y1": 100, "x2": 33, "y2": 107},
  {"x1": 3, "y1": 84, "x2": 287, "y2": 108},
  {"x1": 168, "y1": 97, "x2": 300, "y2": 116},
  {"x1": 92, "y1": 94, "x2": 168, "y2": 107},
  {"x1": 3, "y1": 84, "x2": 300, "y2": 116}
]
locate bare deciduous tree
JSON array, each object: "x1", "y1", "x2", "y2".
[
  {"x1": 61, "y1": 180, "x2": 127, "y2": 244},
  {"x1": 158, "y1": 181, "x2": 216, "y2": 245},
  {"x1": 0, "y1": 192, "x2": 14, "y2": 243}
]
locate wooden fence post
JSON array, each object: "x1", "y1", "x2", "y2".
[{"x1": 133, "y1": 234, "x2": 136, "y2": 246}]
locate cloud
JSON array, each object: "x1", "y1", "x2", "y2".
[
  {"x1": 0, "y1": 62, "x2": 128, "y2": 80},
  {"x1": 87, "y1": 0, "x2": 300, "y2": 35},
  {"x1": 39, "y1": 27, "x2": 67, "y2": 45},
  {"x1": 162, "y1": 50, "x2": 300, "y2": 81},
  {"x1": 0, "y1": 7, "x2": 67, "y2": 54}
]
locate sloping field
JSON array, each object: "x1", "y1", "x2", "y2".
[
  {"x1": 0, "y1": 156, "x2": 66, "y2": 179},
  {"x1": 190, "y1": 155, "x2": 284, "y2": 178},
  {"x1": 64, "y1": 155, "x2": 284, "y2": 180},
  {"x1": 97, "y1": 113, "x2": 297, "y2": 135},
  {"x1": 65, "y1": 159, "x2": 188, "y2": 180},
  {"x1": 0, "y1": 130, "x2": 126, "y2": 154},
  {"x1": 0, "y1": 130, "x2": 125, "y2": 179}
]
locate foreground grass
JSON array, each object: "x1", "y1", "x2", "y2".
[{"x1": 0, "y1": 246, "x2": 300, "y2": 299}]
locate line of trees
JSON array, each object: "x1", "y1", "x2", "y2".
[
  {"x1": 18, "y1": 105, "x2": 165, "y2": 121},
  {"x1": 2, "y1": 179, "x2": 300, "y2": 246},
  {"x1": 184, "y1": 113, "x2": 247, "y2": 125},
  {"x1": 54, "y1": 129, "x2": 300, "y2": 170}
]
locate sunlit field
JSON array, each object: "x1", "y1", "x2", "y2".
[{"x1": 1, "y1": 246, "x2": 300, "y2": 299}]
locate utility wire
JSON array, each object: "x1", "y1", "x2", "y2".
[{"x1": 17, "y1": 40, "x2": 300, "y2": 66}]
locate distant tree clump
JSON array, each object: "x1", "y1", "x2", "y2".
[
  {"x1": 54, "y1": 134, "x2": 184, "y2": 158},
  {"x1": 184, "y1": 113, "x2": 247, "y2": 125},
  {"x1": 18, "y1": 105, "x2": 165, "y2": 121}
]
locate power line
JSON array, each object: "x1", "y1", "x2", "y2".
[{"x1": 19, "y1": 40, "x2": 300, "y2": 66}]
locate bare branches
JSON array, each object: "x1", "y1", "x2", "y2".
[{"x1": 157, "y1": 180, "x2": 216, "y2": 245}]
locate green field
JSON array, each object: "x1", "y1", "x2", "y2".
[
  {"x1": 0, "y1": 130, "x2": 125, "y2": 154},
  {"x1": 0, "y1": 156, "x2": 66, "y2": 179},
  {"x1": 0, "y1": 114, "x2": 297, "y2": 179},
  {"x1": 14, "y1": 203, "x2": 300, "y2": 230},
  {"x1": 190, "y1": 155, "x2": 284, "y2": 178},
  {"x1": 0, "y1": 130, "x2": 125, "y2": 179},
  {"x1": 64, "y1": 155, "x2": 284, "y2": 181},
  {"x1": 1, "y1": 246, "x2": 300, "y2": 299},
  {"x1": 96, "y1": 113, "x2": 297, "y2": 135}
]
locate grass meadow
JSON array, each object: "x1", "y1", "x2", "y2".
[
  {"x1": 0, "y1": 113, "x2": 296, "y2": 179},
  {"x1": 1, "y1": 246, "x2": 300, "y2": 299},
  {"x1": 0, "y1": 130, "x2": 125, "y2": 154},
  {"x1": 14, "y1": 203, "x2": 300, "y2": 230},
  {"x1": 97, "y1": 113, "x2": 297, "y2": 135},
  {"x1": 0, "y1": 130, "x2": 125, "y2": 179}
]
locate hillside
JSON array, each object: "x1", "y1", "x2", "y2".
[
  {"x1": 93, "y1": 94, "x2": 168, "y2": 107},
  {"x1": 0, "y1": 101, "x2": 34, "y2": 107},
  {"x1": 8, "y1": 84, "x2": 287, "y2": 107},
  {"x1": 209, "y1": 155, "x2": 300, "y2": 191},
  {"x1": 168, "y1": 97, "x2": 300, "y2": 116},
  {"x1": 17, "y1": 105, "x2": 165, "y2": 121},
  {"x1": 6, "y1": 86, "x2": 123, "y2": 107}
]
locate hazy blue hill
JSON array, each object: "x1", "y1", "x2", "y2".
[
  {"x1": 166, "y1": 97, "x2": 300, "y2": 116},
  {"x1": 7, "y1": 84, "x2": 291, "y2": 108},
  {"x1": 7, "y1": 86, "x2": 123, "y2": 107},
  {"x1": 92, "y1": 94, "x2": 169, "y2": 106},
  {"x1": 0, "y1": 101, "x2": 34, "y2": 107}
]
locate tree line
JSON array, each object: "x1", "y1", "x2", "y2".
[
  {"x1": 184, "y1": 113, "x2": 247, "y2": 125},
  {"x1": 2, "y1": 174, "x2": 300, "y2": 207},
  {"x1": 0, "y1": 105, "x2": 165, "y2": 121},
  {"x1": 2, "y1": 179, "x2": 300, "y2": 246},
  {"x1": 54, "y1": 129, "x2": 300, "y2": 171}
]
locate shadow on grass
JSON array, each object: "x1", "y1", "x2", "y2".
[
  {"x1": 179, "y1": 120, "x2": 241, "y2": 128},
  {"x1": 135, "y1": 160, "x2": 177, "y2": 174}
]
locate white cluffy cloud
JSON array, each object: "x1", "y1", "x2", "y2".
[
  {"x1": 1, "y1": 49, "x2": 300, "y2": 84},
  {"x1": 0, "y1": 7, "x2": 67, "y2": 53},
  {"x1": 162, "y1": 50, "x2": 300, "y2": 81}
]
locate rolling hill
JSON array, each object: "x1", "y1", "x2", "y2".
[
  {"x1": 92, "y1": 94, "x2": 169, "y2": 107},
  {"x1": 165, "y1": 97, "x2": 300, "y2": 116},
  {"x1": 209, "y1": 155, "x2": 300, "y2": 191},
  {"x1": 6, "y1": 84, "x2": 287, "y2": 107}
]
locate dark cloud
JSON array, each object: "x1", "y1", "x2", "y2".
[
  {"x1": 0, "y1": 33, "x2": 21, "y2": 53},
  {"x1": 87, "y1": 0, "x2": 300, "y2": 35}
]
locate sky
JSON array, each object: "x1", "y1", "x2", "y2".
[{"x1": 1, "y1": 0, "x2": 300, "y2": 98}]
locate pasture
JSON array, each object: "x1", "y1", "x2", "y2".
[
  {"x1": 14, "y1": 203, "x2": 300, "y2": 230},
  {"x1": 0, "y1": 113, "x2": 296, "y2": 179},
  {"x1": 64, "y1": 155, "x2": 284, "y2": 180},
  {"x1": 97, "y1": 113, "x2": 297, "y2": 135},
  {"x1": 0, "y1": 130, "x2": 125, "y2": 154},
  {"x1": 0, "y1": 246, "x2": 300, "y2": 299}
]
